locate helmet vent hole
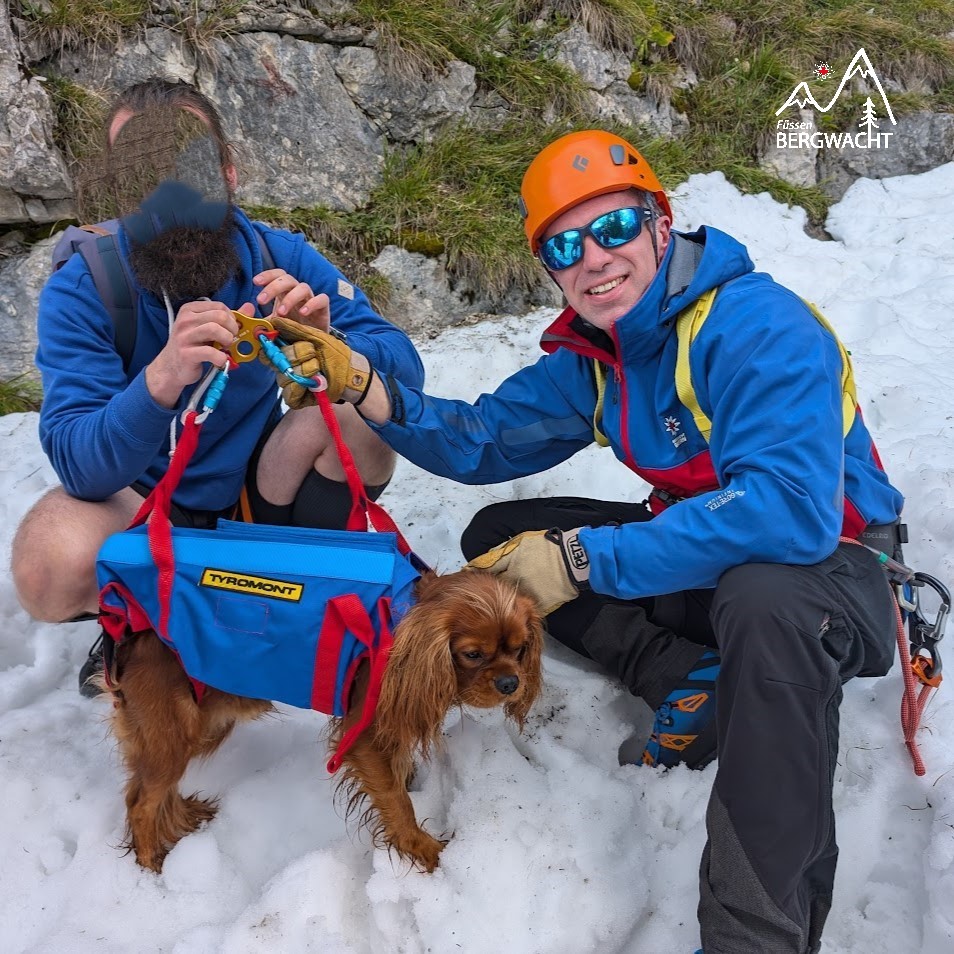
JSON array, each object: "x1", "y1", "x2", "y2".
[{"x1": 628, "y1": 153, "x2": 639, "y2": 165}]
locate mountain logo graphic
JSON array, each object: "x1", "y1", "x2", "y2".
[{"x1": 776, "y1": 48, "x2": 896, "y2": 125}]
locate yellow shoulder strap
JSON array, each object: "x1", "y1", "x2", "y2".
[
  {"x1": 675, "y1": 288, "x2": 718, "y2": 441},
  {"x1": 591, "y1": 360, "x2": 611, "y2": 447},
  {"x1": 804, "y1": 302, "x2": 858, "y2": 437},
  {"x1": 674, "y1": 290, "x2": 857, "y2": 442}
]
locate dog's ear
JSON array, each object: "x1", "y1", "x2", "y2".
[
  {"x1": 375, "y1": 592, "x2": 459, "y2": 758},
  {"x1": 505, "y1": 598, "x2": 545, "y2": 728}
]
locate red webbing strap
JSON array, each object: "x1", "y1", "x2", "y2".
[
  {"x1": 312, "y1": 388, "x2": 413, "y2": 552},
  {"x1": 326, "y1": 596, "x2": 394, "y2": 773},
  {"x1": 131, "y1": 413, "x2": 203, "y2": 641},
  {"x1": 314, "y1": 389, "x2": 369, "y2": 531},
  {"x1": 311, "y1": 594, "x2": 356, "y2": 712}
]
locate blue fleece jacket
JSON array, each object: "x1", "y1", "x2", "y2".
[
  {"x1": 36, "y1": 210, "x2": 424, "y2": 510},
  {"x1": 369, "y1": 227, "x2": 903, "y2": 599}
]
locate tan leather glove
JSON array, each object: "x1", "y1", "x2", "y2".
[
  {"x1": 266, "y1": 315, "x2": 373, "y2": 408},
  {"x1": 466, "y1": 527, "x2": 590, "y2": 615}
]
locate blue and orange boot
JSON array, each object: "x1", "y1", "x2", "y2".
[{"x1": 641, "y1": 650, "x2": 720, "y2": 770}]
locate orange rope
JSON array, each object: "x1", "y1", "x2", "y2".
[{"x1": 840, "y1": 536, "x2": 935, "y2": 776}]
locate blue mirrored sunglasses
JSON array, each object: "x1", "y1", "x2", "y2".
[{"x1": 538, "y1": 206, "x2": 653, "y2": 271}]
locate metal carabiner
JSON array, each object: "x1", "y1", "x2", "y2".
[{"x1": 908, "y1": 572, "x2": 950, "y2": 685}]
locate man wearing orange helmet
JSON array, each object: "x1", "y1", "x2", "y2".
[{"x1": 269, "y1": 130, "x2": 903, "y2": 953}]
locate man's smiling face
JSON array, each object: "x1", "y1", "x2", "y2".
[{"x1": 544, "y1": 189, "x2": 671, "y2": 332}]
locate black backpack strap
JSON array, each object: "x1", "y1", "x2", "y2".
[
  {"x1": 254, "y1": 229, "x2": 277, "y2": 316},
  {"x1": 78, "y1": 234, "x2": 138, "y2": 373},
  {"x1": 255, "y1": 229, "x2": 276, "y2": 272}
]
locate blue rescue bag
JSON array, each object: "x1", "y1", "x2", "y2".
[
  {"x1": 97, "y1": 519, "x2": 420, "y2": 714},
  {"x1": 96, "y1": 385, "x2": 424, "y2": 772}
]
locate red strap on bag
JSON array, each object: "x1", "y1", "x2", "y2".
[
  {"x1": 311, "y1": 388, "x2": 412, "y2": 552},
  {"x1": 322, "y1": 596, "x2": 394, "y2": 772}
]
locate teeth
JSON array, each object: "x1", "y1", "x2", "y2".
[{"x1": 587, "y1": 276, "x2": 624, "y2": 295}]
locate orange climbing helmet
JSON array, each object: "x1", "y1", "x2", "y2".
[{"x1": 519, "y1": 130, "x2": 672, "y2": 254}]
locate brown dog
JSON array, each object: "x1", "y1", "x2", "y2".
[{"x1": 102, "y1": 568, "x2": 543, "y2": 873}]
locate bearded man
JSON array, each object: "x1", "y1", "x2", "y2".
[{"x1": 11, "y1": 78, "x2": 424, "y2": 693}]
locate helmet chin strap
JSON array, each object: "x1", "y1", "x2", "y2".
[{"x1": 648, "y1": 209, "x2": 661, "y2": 265}]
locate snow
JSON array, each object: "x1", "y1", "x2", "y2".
[{"x1": 2, "y1": 165, "x2": 954, "y2": 954}]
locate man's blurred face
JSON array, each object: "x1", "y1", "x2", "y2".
[
  {"x1": 98, "y1": 106, "x2": 239, "y2": 302},
  {"x1": 542, "y1": 190, "x2": 671, "y2": 332}
]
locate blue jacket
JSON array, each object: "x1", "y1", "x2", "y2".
[
  {"x1": 36, "y1": 210, "x2": 425, "y2": 510},
  {"x1": 371, "y1": 227, "x2": 903, "y2": 600}
]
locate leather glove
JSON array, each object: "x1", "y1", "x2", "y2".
[
  {"x1": 466, "y1": 527, "x2": 590, "y2": 615},
  {"x1": 265, "y1": 315, "x2": 373, "y2": 408}
]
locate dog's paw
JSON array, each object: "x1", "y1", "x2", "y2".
[{"x1": 395, "y1": 829, "x2": 447, "y2": 873}]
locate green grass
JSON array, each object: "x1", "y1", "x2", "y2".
[
  {"x1": 345, "y1": 0, "x2": 590, "y2": 118},
  {"x1": 42, "y1": 76, "x2": 108, "y2": 165},
  {"x1": 246, "y1": 120, "x2": 552, "y2": 308},
  {"x1": 0, "y1": 374, "x2": 42, "y2": 415},
  {"x1": 169, "y1": 0, "x2": 250, "y2": 61},
  {"x1": 19, "y1": 0, "x2": 954, "y2": 325},
  {"x1": 14, "y1": 0, "x2": 148, "y2": 48}
]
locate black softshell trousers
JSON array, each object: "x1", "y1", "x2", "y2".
[{"x1": 461, "y1": 498, "x2": 897, "y2": 954}]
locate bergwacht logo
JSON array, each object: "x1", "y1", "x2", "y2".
[
  {"x1": 200, "y1": 568, "x2": 304, "y2": 601},
  {"x1": 775, "y1": 48, "x2": 895, "y2": 150}
]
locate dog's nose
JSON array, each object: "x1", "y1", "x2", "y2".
[{"x1": 494, "y1": 674, "x2": 519, "y2": 695}]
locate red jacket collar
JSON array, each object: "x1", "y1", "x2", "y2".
[{"x1": 540, "y1": 306, "x2": 616, "y2": 364}]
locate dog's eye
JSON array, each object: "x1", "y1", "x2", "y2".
[{"x1": 462, "y1": 650, "x2": 483, "y2": 660}]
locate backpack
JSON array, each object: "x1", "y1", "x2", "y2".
[{"x1": 50, "y1": 220, "x2": 276, "y2": 372}]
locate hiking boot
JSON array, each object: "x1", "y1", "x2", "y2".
[
  {"x1": 78, "y1": 632, "x2": 107, "y2": 698},
  {"x1": 638, "y1": 649, "x2": 720, "y2": 770}
]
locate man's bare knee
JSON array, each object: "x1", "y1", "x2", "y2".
[
  {"x1": 11, "y1": 487, "x2": 140, "y2": 622},
  {"x1": 316, "y1": 404, "x2": 395, "y2": 486},
  {"x1": 257, "y1": 405, "x2": 395, "y2": 503}
]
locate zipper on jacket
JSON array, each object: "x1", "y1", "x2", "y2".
[{"x1": 610, "y1": 325, "x2": 638, "y2": 470}]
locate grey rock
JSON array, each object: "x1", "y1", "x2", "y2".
[
  {"x1": 198, "y1": 33, "x2": 384, "y2": 210},
  {"x1": 0, "y1": 237, "x2": 55, "y2": 383},
  {"x1": 818, "y1": 111, "x2": 954, "y2": 200},
  {"x1": 148, "y1": 0, "x2": 363, "y2": 42},
  {"x1": 760, "y1": 108, "x2": 818, "y2": 188},
  {"x1": 552, "y1": 24, "x2": 629, "y2": 92},
  {"x1": 334, "y1": 47, "x2": 476, "y2": 142},
  {"x1": 592, "y1": 83, "x2": 688, "y2": 138},
  {"x1": 371, "y1": 245, "x2": 561, "y2": 337},
  {"x1": 25, "y1": 197, "x2": 77, "y2": 223},
  {"x1": 0, "y1": 187, "x2": 28, "y2": 225},
  {"x1": 0, "y1": 0, "x2": 72, "y2": 218},
  {"x1": 55, "y1": 27, "x2": 197, "y2": 90}
]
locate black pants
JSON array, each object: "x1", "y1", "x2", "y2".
[{"x1": 462, "y1": 497, "x2": 897, "y2": 954}]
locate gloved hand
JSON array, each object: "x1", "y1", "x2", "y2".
[
  {"x1": 265, "y1": 315, "x2": 373, "y2": 408},
  {"x1": 466, "y1": 527, "x2": 590, "y2": 615}
]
